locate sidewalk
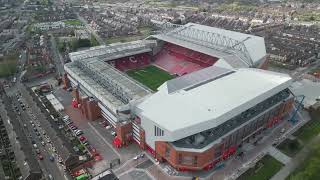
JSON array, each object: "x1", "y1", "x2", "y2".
[
  {"x1": 271, "y1": 134, "x2": 320, "y2": 180},
  {"x1": 266, "y1": 146, "x2": 291, "y2": 164}
]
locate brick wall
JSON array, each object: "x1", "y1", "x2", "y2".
[
  {"x1": 258, "y1": 56, "x2": 269, "y2": 70},
  {"x1": 116, "y1": 122, "x2": 133, "y2": 146},
  {"x1": 153, "y1": 97, "x2": 295, "y2": 171},
  {"x1": 62, "y1": 73, "x2": 70, "y2": 89},
  {"x1": 79, "y1": 97, "x2": 101, "y2": 121}
]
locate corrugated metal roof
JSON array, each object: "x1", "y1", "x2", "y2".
[{"x1": 166, "y1": 66, "x2": 234, "y2": 94}]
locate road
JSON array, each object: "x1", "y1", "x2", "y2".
[
  {"x1": 77, "y1": 14, "x2": 105, "y2": 45},
  {"x1": 49, "y1": 35, "x2": 65, "y2": 76},
  {"x1": 4, "y1": 81, "x2": 72, "y2": 180},
  {"x1": 4, "y1": 87, "x2": 67, "y2": 180}
]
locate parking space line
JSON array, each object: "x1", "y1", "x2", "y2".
[{"x1": 87, "y1": 122, "x2": 121, "y2": 157}]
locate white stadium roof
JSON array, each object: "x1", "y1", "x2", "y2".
[
  {"x1": 137, "y1": 67, "x2": 292, "y2": 141},
  {"x1": 151, "y1": 23, "x2": 266, "y2": 68},
  {"x1": 69, "y1": 40, "x2": 155, "y2": 62}
]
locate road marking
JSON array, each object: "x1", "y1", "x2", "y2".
[
  {"x1": 88, "y1": 122, "x2": 121, "y2": 157},
  {"x1": 114, "y1": 158, "x2": 134, "y2": 172}
]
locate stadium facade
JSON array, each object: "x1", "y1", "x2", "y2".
[{"x1": 63, "y1": 23, "x2": 294, "y2": 171}]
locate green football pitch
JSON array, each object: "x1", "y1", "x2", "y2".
[{"x1": 126, "y1": 65, "x2": 174, "y2": 91}]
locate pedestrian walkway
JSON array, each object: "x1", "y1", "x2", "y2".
[
  {"x1": 266, "y1": 146, "x2": 291, "y2": 164},
  {"x1": 271, "y1": 134, "x2": 320, "y2": 180}
]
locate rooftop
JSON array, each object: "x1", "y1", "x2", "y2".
[
  {"x1": 151, "y1": 23, "x2": 266, "y2": 68},
  {"x1": 65, "y1": 57, "x2": 152, "y2": 112},
  {"x1": 69, "y1": 40, "x2": 155, "y2": 62},
  {"x1": 137, "y1": 68, "x2": 292, "y2": 141}
]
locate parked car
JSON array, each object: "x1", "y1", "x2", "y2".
[
  {"x1": 79, "y1": 136, "x2": 86, "y2": 141},
  {"x1": 49, "y1": 156, "x2": 55, "y2": 162},
  {"x1": 75, "y1": 130, "x2": 83, "y2": 136},
  {"x1": 38, "y1": 155, "x2": 44, "y2": 160},
  {"x1": 83, "y1": 141, "x2": 89, "y2": 146}
]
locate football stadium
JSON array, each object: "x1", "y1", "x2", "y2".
[{"x1": 63, "y1": 23, "x2": 294, "y2": 171}]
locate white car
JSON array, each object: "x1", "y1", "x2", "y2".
[
  {"x1": 75, "y1": 130, "x2": 83, "y2": 136},
  {"x1": 133, "y1": 155, "x2": 139, "y2": 160}
]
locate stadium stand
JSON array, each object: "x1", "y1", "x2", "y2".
[{"x1": 109, "y1": 53, "x2": 151, "y2": 71}]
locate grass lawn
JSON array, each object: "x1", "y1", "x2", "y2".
[
  {"x1": 63, "y1": 19, "x2": 83, "y2": 26},
  {"x1": 293, "y1": 110, "x2": 320, "y2": 143},
  {"x1": 0, "y1": 55, "x2": 18, "y2": 77},
  {"x1": 126, "y1": 65, "x2": 174, "y2": 91},
  {"x1": 277, "y1": 139, "x2": 303, "y2": 157},
  {"x1": 237, "y1": 155, "x2": 283, "y2": 180},
  {"x1": 286, "y1": 143, "x2": 320, "y2": 180}
]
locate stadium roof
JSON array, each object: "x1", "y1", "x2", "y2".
[
  {"x1": 151, "y1": 23, "x2": 266, "y2": 68},
  {"x1": 137, "y1": 68, "x2": 292, "y2": 141},
  {"x1": 64, "y1": 58, "x2": 152, "y2": 113},
  {"x1": 69, "y1": 40, "x2": 155, "y2": 62}
]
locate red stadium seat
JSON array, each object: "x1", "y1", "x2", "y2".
[{"x1": 111, "y1": 53, "x2": 151, "y2": 71}]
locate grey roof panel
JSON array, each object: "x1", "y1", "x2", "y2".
[{"x1": 166, "y1": 66, "x2": 234, "y2": 94}]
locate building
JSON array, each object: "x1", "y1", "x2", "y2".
[
  {"x1": 74, "y1": 29, "x2": 90, "y2": 40},
  {"x1": 63, "y1": 23, "x2": 294, "y2": 171}
]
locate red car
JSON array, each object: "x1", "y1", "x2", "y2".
[
  {"x1": 79, "y1": 136, "x2": 86, "y2": 141},
  {"x1": 38, "y1": 155, "x2": 44, "y2": 160}
]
